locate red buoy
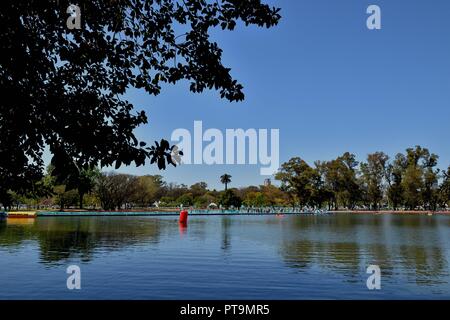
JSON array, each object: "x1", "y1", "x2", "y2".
[{"x1": 179, "y1": 209, "x2": 188, "y2": 223}]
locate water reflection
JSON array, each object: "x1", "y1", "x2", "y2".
[
  {"x1": 221, "y1": 217, "x2": 232, "y2": 252},
  {"x1": 0, "y1": 214, "x2": 449, "y2": 293},
  {"x1": 0, "y1": 217, "x2": 162, "y2": 265},
  {"x1": 280, "y1": 214, "x2": 450, "y2": 286},
  {"x1": 178, "y1": 221, "x2": 188, "y2": 237}
]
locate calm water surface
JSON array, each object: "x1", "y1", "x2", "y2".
[{"x1": 0, "y1": 213, "x2": 449, "y2": 299}]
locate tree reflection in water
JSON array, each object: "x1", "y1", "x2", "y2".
[
  {"x1": 221, "y1": 217, "x2": 232, "y2": 252},
  {"x1": 0, "y1": 214, "x2": 449, "y2": 289},
  {"x1": 0, "y1": 217, "x2": 162, "y2": 265},
  {"x1": 280, "y1": 214, "x2": 450, "y2": 286}
]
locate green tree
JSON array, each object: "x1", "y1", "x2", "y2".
[
  {"x1": 360, "y1": 152, "x2": 389, "y2": 210},
  {"x1": 193, "y1": 194, "x2": 215, "y2": 208},
  {"x1": 310, "y1": 163, "x2": 333, "y2": 209},
  {"x1": 54, "y1": 186, "x2": 79, "y2": 210},
  {"x1": 402, "y1": 165, "x2": 423, "y2": 210},
  {"x1": 275, "y1": 157, "x2": 318, "y2": 208},
  {"x1": 75, "y1": 168, "x2": 101, "y2": 209},
  {"x1": 339, "y1": 152, "x2": 361, "y2": 209},
  {"x1": 219, "y1": 189, "x2": 242, "y2": 209},
  {"x1": 243, "y1": 191, "x2": 266, "y2": 207},
  {"x1": 400, "y1": 146, "x2": 435, "y2": 210},
  {"x1": 421, "y1": 152, "x2": 440, "y2": 210},
  {"x1": 386, "y1": 153, "x2": 406, "y2": 210},
  {"x1": 95, "y1": 173, "x2": 139, "y2": 210},
  {"x1": 190, "y1": 182, "x2": 208, "y2": 198},
  {"x1": 132, "y1": 175, "x2": 164, "y2": 207},
  {"x1": 260, "y1": 185, "x2": 290, "y2": 206},
  {"x1": 220, "y1": 174, "x2": 232, "y2": 191},
  {"x1": 48, "y1": 164, "x2": 101, "y2": 209},
  {"x1": 159, "y1": 196, "x2": 176, "y2": 207},
  {"x1": 439, "y1": 166, "x2": 450, "y2": 208},
  {"x1": 176, "y1": 193, "x2": 194, "y2": 207},
  {"x1": 320, "y1": 153, "x2": 360, "y2": 210}
]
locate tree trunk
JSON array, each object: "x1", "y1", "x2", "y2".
[{"x1": 79, "y1": 193, "x2": 84, "y2": 210}]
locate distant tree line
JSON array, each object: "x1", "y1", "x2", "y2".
[
  {"x1": 276, "y1": 146, "x2": 450, "y2": 211},
  {"x1": 1, "y1": 146, "x2": 449, "y2": 211},
  {"x1": 1, "y1": 168, "x2": 288, "y2": 211}
]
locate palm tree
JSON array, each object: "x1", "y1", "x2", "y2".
[{"x1": 220, "y1": 174, "x2": 232, "y2": 191}]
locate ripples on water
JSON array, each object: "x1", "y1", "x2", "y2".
[{"x1": 0, "y1": 213, "x2": 449, "y2": 299}]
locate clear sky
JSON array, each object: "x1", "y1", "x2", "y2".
[{"x1": 108, "y1": 0, "x2": 450, "y2": 190}]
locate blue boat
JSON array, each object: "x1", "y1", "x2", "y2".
[{"x1": 0, "y1": 211, "x2": 7, "y2": 218}]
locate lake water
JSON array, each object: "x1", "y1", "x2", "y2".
[{"x1": 0, "y1": 213, "x2": 449, "y2": 299}]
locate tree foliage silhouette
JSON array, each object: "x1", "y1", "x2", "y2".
[{"x1": 0, "y1": 0, "x2": 281, "y2": 204}]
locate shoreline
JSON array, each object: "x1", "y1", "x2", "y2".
[
  {"x1": 3, "y1": 209, "x2": 450, "y2": 218},
  {"x1": 331, "y1": 210, "x2": 450, "y2": 215}
]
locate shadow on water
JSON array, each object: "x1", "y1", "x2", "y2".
[{"x1": 0, "y1": 217, "x2": 163, "y2": 265}]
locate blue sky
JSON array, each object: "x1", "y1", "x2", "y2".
[{"x1": 113, "y1": 0, "x2": 450, "y2": 190}]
